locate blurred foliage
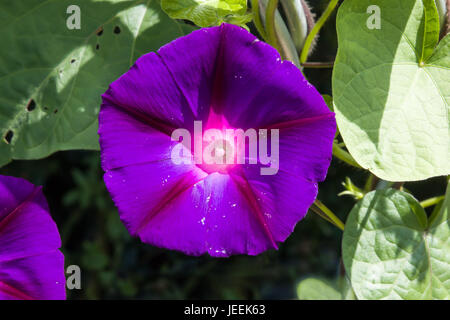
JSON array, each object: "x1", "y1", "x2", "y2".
[{"x1": 0, "y1": 0, "x2": 447, "y2": 299}]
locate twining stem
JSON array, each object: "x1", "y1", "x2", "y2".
[
  {"x1": 310, "y1": 204, "x2": 335, "y2": 225},
  {"x1": 332, "y1": 142, "x2": 362, "y2": 169},
  {"x1": 301, "y1": 61, "x2": 335, "y2": 68},
  {"x1": 428, "y1": 196, "x2": 445, "y2": 227},
  {"x1": 266, "y1": 0, "x2": 282, "y2": 53},
  {"x1": 251, "y1": 0, "x2": 268, "y2": 40},
  {"x1": 300, "y1": 0, "x2": 339, "y2": 63},
  {"x1": 420, "y1": 195, "x2": 445, "y2": 208},
  {"x1": 364, "y1": 173, "x2": 375, "y2": 193},
  {"x1": 311, "y1": 200, "x2": 345, "y2": 231}
]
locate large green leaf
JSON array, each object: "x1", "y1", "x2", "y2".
[
  {"x1": 297, "y1": 277, "x2": 341, "y2": 300},
  {"x1": 332, "y1": 0, "x2": 450, "y2": 181},
  {"x1": 161, "y1": 0, "x2": 251, "y2": 28},
  {"x1": 342, "y1": 186, "x2": 450, "y2": 299},
  {"x1": 297, "y1": 276, "x2": 357, "y2": 300},
  {"x1": 0, "y1": 0, "x2": 194, "y2": 167}
]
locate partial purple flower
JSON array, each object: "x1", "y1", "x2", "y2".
[
  {"x1": 99, "y1": 23, "x2": 336, "y2": 257},
  {"x1": 0, "y1": 175, "x2": 66, "y2": 300}
]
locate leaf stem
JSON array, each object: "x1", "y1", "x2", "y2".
[
  {"x1": 251, "y1": 0, "x2": 268, "y2": 40},
  {"x1": 300, "y1": 0, "x2": 339, "y2": 63},
  {"x1": 420, "y1": 195, "x2": 445, "y2": 208},
  {"x1": 332, "y1": 142, "x2": 362, "y2": 169},
  {"x1": 311, "y1": 200, "x2": 345, "y2": 231},
  {"x1": 310, "y1": 205, "x2": 335, "y2": 225},
  {"x1": 301, "y1": 61, "x2": 335, "y2": 68},
  {"x1": 363, "y1": 173, "x2": 375, "y2": 193}
]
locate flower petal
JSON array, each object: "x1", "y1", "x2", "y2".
[
  {"x1": 158, "y1": 23, "x2": 332, "y2": 129},
  {"x1": 231, "y1": 167, "x2": 318, "y2": 245},
  {"x1": 104, "y1": 159, "x2": 207, "y2": 238},
  {"x1": 99, "y1": 101, "x2": 177, "y2": 171},
  {"x1": 157, "y1": 27, "x2": 222, "y2": 120},
  {"x1": 99, "y1": 23, "x2": 336, "y2": 257},
  {"x1": 275, "y1": 116, "x2": 336, "y2": 182},
  {"x1": 102, "y1": 52, "x2": 194, "y2": 133},
  {"x1": 0, "y1": 251, "x2": 65, "y2": 300},
  {"x1": 0, "y1": 175, "x2": 65, "y2": 300}
]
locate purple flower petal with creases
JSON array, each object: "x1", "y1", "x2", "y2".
[
  {"x1": 99, "y1": 23, "x2": 336, "y2": 257},
  {"x1": 0, "y1": 175, "x2": 66, "y2": 300}
]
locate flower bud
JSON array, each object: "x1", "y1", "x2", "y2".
[{"x1": 280, "y1": 0, "x2": 316, "y2": 54}]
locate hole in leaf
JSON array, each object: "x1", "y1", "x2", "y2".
[
  {"x1": 96, "y1": 26, "x2": 103, "y2": 36},
  {"x1": 71, "y1": 59, "x2": 76, "y2": 64},
  {"x1": 54, "y1": 109, "x2": 58, "y2": 114},
  {"x1": 26, "y1": 99, "x2": 36, "y2": 111},
  {"x1": 96, "y1": 44, "x2": 100, "y2": 50},
  {"x1": 4, "y1": 130, "x2": 13, "y2": 144},
  {"x1": 113, "y1": 26, "x2": 121, "y2": 34}
]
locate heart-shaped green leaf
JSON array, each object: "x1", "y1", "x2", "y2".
[
  {"x1": 0, "y1": 0, "x2": 194, "y2": 167},
  {"x1": 332, "y1": 0, "x2": 450, "y2": 181},
  {"x1": 297, "y1": 276, "x2": 357, "y2": 300},
  {"x1": 297, "y1": 277, "x2": 341, "y2": 300},
  {"x1": 161, "y1": 0, "x2": 251, "y2": 28},
  {"x1": 342, "y1": 186, "x2": 450, "y2": 299}
]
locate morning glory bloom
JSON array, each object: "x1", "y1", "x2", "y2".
[
  {"x1": 0, "y1": 175, "x2": 66, "y2": 300},
  {"x1": 99, "y1": 23, "x2": 336, "y2": 257}
]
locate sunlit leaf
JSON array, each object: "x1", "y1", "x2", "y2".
[
  {"x1": 342, "y1": 186, "x2": 450, "y2": 299},
  {"x1": 332, "y1": 0, "x2": 450, "y2": 181},
  {"x1": 297, "y1": 277, "x2": 341, "y2": 300},
  {"x1": 161, "y1": 0, "x2": 250, "y2": 27},
  {"x1": 0, "y1": 0, "x2": 194, "y2": 167}
]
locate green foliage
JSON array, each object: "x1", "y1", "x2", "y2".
[
  {"x1": 322, "y1": 94, "x2": 333, "y2": 111},
  {"x1": 297, "y1": 274, "x2": 357, "y2": 300},
  {"x1": 421, "y1": 0, "x2": 440, "y2": 62},
  {"x1": 297, "y1": 277, "x2": 341, "y2": 300},
  {"x1": 0, "y1": 0, "x2": 194, "y2": 167},
  {"x1": 342, "y1": 186, "x2": 450, "y2": 299},
  {"x1": 161, "y1": 0, "x2": 251, "y2": 27},
  {"x1": 332, "y1": 0, "x2": 450, "y2": 181},
  {"x1": 338, "y1": 177, "x2": 364, "y2": 200},
  {"x1": 82, "y1": 241, "x2": 110, "y2": 271}
]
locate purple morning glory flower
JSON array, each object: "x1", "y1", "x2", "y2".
[
  {"x1": 99, "y1": 23, "x2": 336, "y2": 257},
  {"x1": 0, "y1": 175, "x2": 66, "y2": 300}
]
